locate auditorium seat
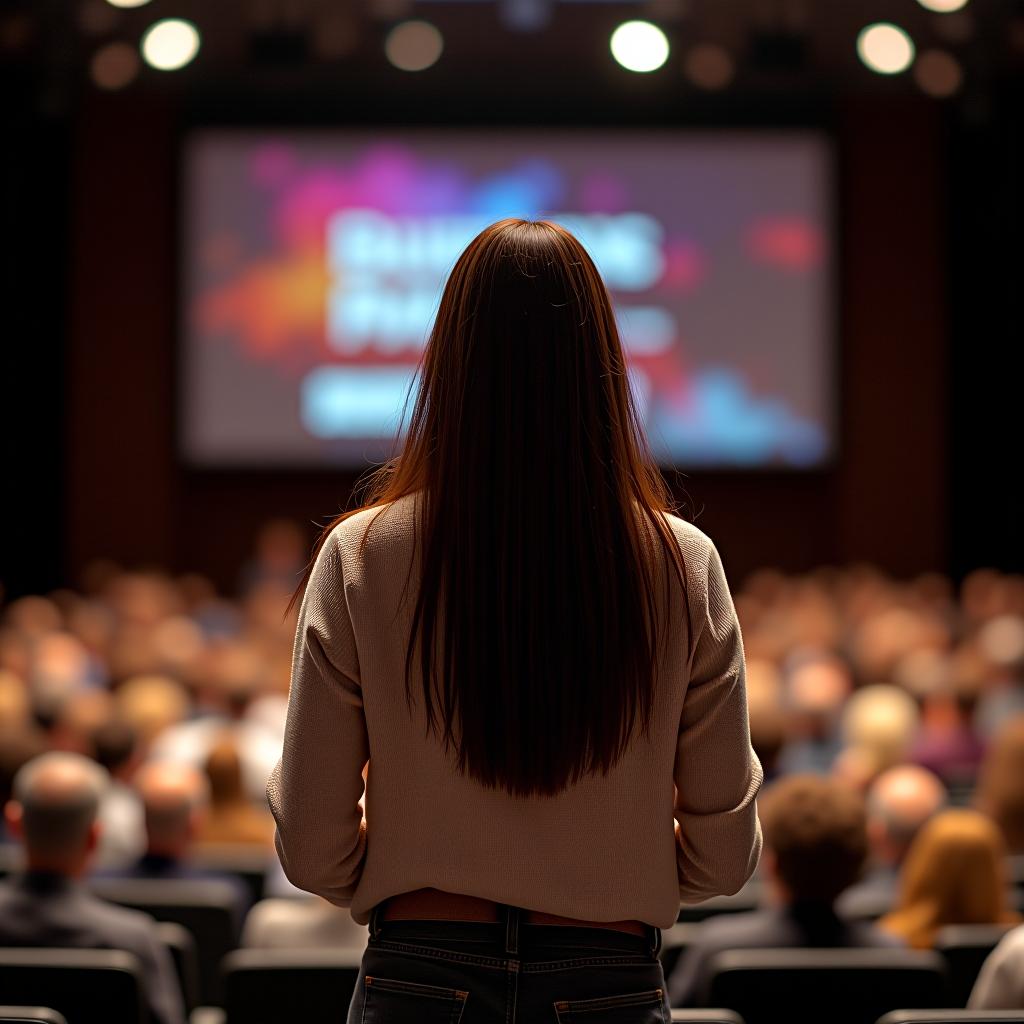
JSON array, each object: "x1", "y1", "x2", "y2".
[
  {"x1": 89, "y1": 877, "x2": 241, "y2": 1006},
  {"x1": 221, "y1": 949, "x2": 363, "y2": 1024},
  {"x1": 0, "y1": 1010, "x2": 68, "y2": 1024},
  {"x1": 155, "y1": 920, "x2": 201, "y2": 1013},
  {"x1": 670, "y1": 1012, "x2": 745, "y2": 1023},
  {"x1": 0, "y1": 949, "x2": 145, "y2": 1024},
  {"x1": 678, "y1": 881, "x2": 764, "y2": 923},
  {"x1": 936, "y1": 923, "x2": 1018, "y2": 1007},
  {"x1": 659, "y1": 922, "x2": 701, "y2": 978},
  {"x1": 703, "y1": 948, "x2": 949, "y2": 1024},
  {"x1": 189, "y1": 844, "x2": 270, "y2": 905},
  {"x1": 875, "y1": 1012, "x2": 1024, "y2": 1023}
]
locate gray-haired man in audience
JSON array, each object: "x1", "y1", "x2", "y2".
[{"x1": 0, "y1": 751, "x2": 185, "y2": 1024}]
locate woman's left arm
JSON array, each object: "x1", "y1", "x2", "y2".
[{"x1": 267, "y1": 529, "x2": 369, "y2": 906}]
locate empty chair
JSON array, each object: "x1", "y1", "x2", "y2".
[
  {"x1": 670, "y1": 1012, "x2": 745, "y2": 1024},
  {"x1": 876, "y1": 1012, "x2": 1024, "y2": 1023},
  {"x1": 221, "y1": 949, "x2": 363, "y2": 1024},
  {"x1": 89, "y1": 876, "x2": 240, "y2": 1006},
  {"x1": 0, "y1": 949, "x2": 144, "y2": 1024},
  {"x1": 704, "y1": 948, "x2": 949, "y2": 1024},
  {"x1": 0, "y1": 1010, "x2": 68, "y2": 1024},
  {"x1": 937, "y1": 924, "x2": 1018, "y2": 1008},
  {"x1": 154, "y1": 921, "x2": 201, "y2": 1013}
]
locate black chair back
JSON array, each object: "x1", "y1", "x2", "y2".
[
  {"x1": 704, "y1": 948, "x2": 949, "y2": 1024},
  {"x1": 222, "y1": 949, "x2": 363, "y2": 1024},
  {"x1": 659, "y1": 922, "x2": 701, "y2": 979},
  {"x1": 0, "y1": 949, "x2": 144, "y2": 1024},
  {"x1": 0, "y1": 1010, "x2": 68, "y2": 1024},
  {"x1": 188, "y1": 844, "x2": 270, "y2": 906},
  {"x1": 935, "y1": 923, "x2": 1018, "y2": 1007},
  {"x1": 90, "y1": 877, "x2": 241, "y2": 1006},
  {"x1": 154, "y1": 920, "x2": 202, "y2": 1012},
  {"x1": 670, "y1": 1012, "x2": 745, "y2": 1024},
  {"x1": 876, "y1": 1012, "x2": 1024, "y2": 1024}
]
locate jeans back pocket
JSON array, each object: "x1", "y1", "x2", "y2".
[
  {"x1": 361, "y1": 975, "x2": 469, "y2": 1024},
  {"x1": 553, "y1": 987, "x2": 666, "y2": 1023}
]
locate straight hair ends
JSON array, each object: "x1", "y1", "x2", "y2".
[{"x1": 290, "y1": 219, "x2": 690, "y2": 797}]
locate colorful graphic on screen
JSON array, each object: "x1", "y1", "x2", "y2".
[{"x1": 182, "y1": 131, "x2": 833, "y2": 468}]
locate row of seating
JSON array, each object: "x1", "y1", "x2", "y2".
[{"x1": 4, "y1": 947, "x2": 1024, "y2": 1024}]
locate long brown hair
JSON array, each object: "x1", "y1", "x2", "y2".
[
  {"x1": 879, "y1": 808, "x2": 1020, "y2": 948},
  {"x1": 290, "y1": 219, "x2": 688, "y2": 797}
]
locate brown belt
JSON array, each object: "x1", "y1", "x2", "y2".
[{"x1": 379, "y1": 888, "x2": 647, "y2": 938}]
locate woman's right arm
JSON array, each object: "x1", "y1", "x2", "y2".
[{"x1": 673, "y1": 534, "x2": 763, "y2": 903}]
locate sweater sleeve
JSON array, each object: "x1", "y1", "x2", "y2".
[
  {"x1": 267, "y1": 529, "x2": 369, "y2": 906},
  {"x1": 673, "y1": 535, "x2": 763, "y2": 903}
]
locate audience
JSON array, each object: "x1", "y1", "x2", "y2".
[
  {"x1": 837, "y1": 764, "x2": 947, "y2": 919},
  {"x1": 668, "y1": 775, "x2": 898, "y2": 1007},
  {"x1": 2, "y1": 541, "x2": 1024, "y2": 1011},
  {"x1": 879, "y1": 808, "x2": 1021, "y2": 948},
  {"x1": 0, "y1": 752, "x2": 185, "y2": 1024}
]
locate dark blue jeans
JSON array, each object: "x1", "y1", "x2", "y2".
[{"x1": 346, "y1": 902, "x2": 669, "y2": 1023}]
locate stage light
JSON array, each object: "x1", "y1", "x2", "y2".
[
  {"x1": 105, "y1": 0, "x2": 152, "y2": 7},
  {"x1": 141, "y1": 18, "x2": 200, "y2": 70},
  {"x1": 90, "y1": 40, "x2": 140, "y2": 89},
  {"x1": 610, "y1": 20, "x2": 669, "y2": 73},
  {"x1": 857, "y1": 23, "x2": 915, "y2": 75},
  {"x1": 684, "y1": 43, "x2": 735, "y2": 90},
  {"x1": 916, "y1": 0, "x2": 969, "y2": 11},
  {"x1": 385, "y1": 19, "x2": 443, "y2": 71},
  {"x1": 914, "y1": 49, "x2": 963, "y2": 97}
]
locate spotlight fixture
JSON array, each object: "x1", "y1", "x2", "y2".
[
  {"x1": 140, "y1": 18, "x2": 200, "y2": 71},
  {"x1": 857, "y1": 23, "x2": 915, "y2": 75},
  {"x1": 610, "y1": 20, "x2": 670, "y2": 73},
  {"x1": 916, "y1": 0, "x2": 969, "y2": 12}
]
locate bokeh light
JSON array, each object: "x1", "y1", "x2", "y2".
[
  {"x1": 90, "y1": 41, "x2": 141, "y2": 90},
  {"x1": 914, "y1": 49, "x2": 964, "y2": 97},
  {"x1": 857, "y1": 23, "x2": 915, "y2": 75},
  {"x1": 916, "y1": 0, "x2": 970, "y2": 12},
  {"x1": 610, "y1": 20, "x2": 670, "y2": 73},
  {"x1": 105, "y1": 0, "x2": 152, "y2": 7},
  {"x1": 140, "y1": 18, "x2": 201, "y2": 71},
  {"x1": 384, "y1": 20, "x2": 443, "y2": 72},
  {"x1": 684, "y1": 43, "x2": 735, "y2": 90}
]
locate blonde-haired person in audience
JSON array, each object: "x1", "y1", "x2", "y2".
[
  {"x1": 975, "y1": 715, "x2": 1024, "y2": 855},
  {"x1": 879, "y1": 808, "x2": 1020, "y2": 948},
  {"x1": 195, "y1": 734, "x2": 274, "y2": 848},
  {"x1": 840, "y1": 684, "x2": 921, "y2": 785},
  {"x1": 115, "y1": 674, "x2": 191, "y2": 752}
]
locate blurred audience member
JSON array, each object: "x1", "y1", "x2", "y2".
[
  {"x1": 879, "y1": 809, "x2": 1020, "y2": 948},
  {"x1": 969, "y1": 922, "x2": 1024, "y2": 1009},
  {"x1": 115, "y1": 674, "x2": 190, "y2": 753},
  {"x1": 975, "y1": 716, "x2": 1024, "y2": 854},
  {"x1": 0, "y1": 752, "x2": 184, "y2": 1024},
  {"x1": 910, "y1": 677, "x2": 985, "y2": 789},
  {"x1": 90, "y1": 718, "x2": 145, "y2": 868},
  {"x1": 125, "y1": 760, "x2": 210, "y2": 878},
  {"x1": 840, "y1": 684, "x2": 920, "y2": 786},
  {"x1": 239, "y1": 518, "x2": 306, "y2": 595},
  {"x1": 196, "y1": 735, "x2": 274, "y2": 848},
  {"x1": 776, "y1": 655, "x2": 850, "y2": 776},
  {"x1": 668, "y1": 775, "x2": 898, "y2": 1007},
  {"x1": 838, "y1": 764, "x2": 947, "y2": 919}
]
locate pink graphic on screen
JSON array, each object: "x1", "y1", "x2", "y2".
[{"x1": 182, "y1": 131, "x2": 832, "y2": 467}]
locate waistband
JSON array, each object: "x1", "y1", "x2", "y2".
[{"x1": 369, "y1": 902, "x2": 662, "y2": 960}]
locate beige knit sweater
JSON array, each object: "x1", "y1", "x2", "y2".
[{"x1": 267, "y1": 493, "x2": 763, "y2": 929}]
